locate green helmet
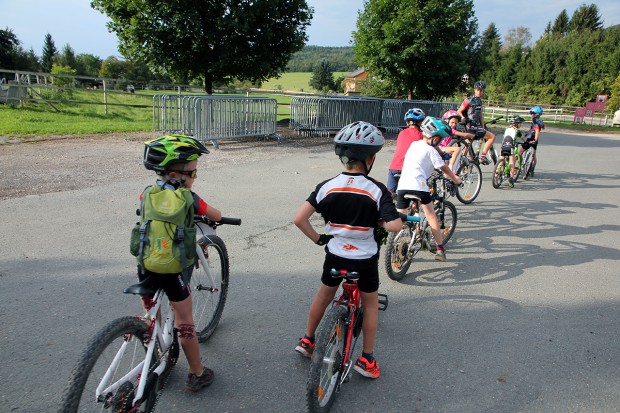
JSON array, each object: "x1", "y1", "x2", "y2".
[{"x1": 143, "y1": 134, "x2": 209, "y2": 173}]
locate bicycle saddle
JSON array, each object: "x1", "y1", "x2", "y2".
[{"x1": 124, "y1": 276, "x2": 156, "y2": 296}]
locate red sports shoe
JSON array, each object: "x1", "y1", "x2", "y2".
[
  {"x1": 295, "y1": 337, "x2": 315, "y2": 358},
  {"x1": 353, "y1": 356, "x2": 380, "y2": 379}
]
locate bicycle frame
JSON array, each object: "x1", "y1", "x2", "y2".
[
  {"x1": 329, "y1": 270, "x2": 388, "y2": 386},
  {"x1": 332, "y1": 275, "x2": 361, "y2": 385},
  {"x1": 95, "y1": 288, "x2": 174, "y2": 407}
]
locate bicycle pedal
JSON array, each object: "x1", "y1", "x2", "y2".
[{"x1": 378, "y1": 293, "x2": 388, "y2": 311}]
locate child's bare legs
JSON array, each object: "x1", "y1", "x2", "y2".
[
  {"x1": 443, "y1": 146, "x2": 461, "y2": 171},
  {"x1": 304, "y1": 283, "x2": 339, "y2": 338},
  {"x1": 509, "y1": 154, "x2": 516, "y2": 177},
  {"x1": 171, "y1": 296, "x2": 203, "y2": 375},
  {"x1": 481, "y1": 130, "x2": 496, "y2": 157},
  {"x1": 360, "y1": 290, "x2": 379, "y2": 354},
  {"x1": 422, "y1": 202, "x2": 442, "y2": 246}
]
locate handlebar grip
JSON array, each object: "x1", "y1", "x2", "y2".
[{"x1": 219, "y1": 217, "x2": 242, "y2": 226}]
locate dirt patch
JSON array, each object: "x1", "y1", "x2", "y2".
[{"x1": 0, "y1": 126, "x2": 398, "y2": 201}]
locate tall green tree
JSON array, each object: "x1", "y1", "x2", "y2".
[
  {"x1": 0, "y1": 27, "x2": 19, "y2": 68},
  {"x1": 551, "y1": 9, "x2": 569, "y2": 36},
  {"x1": 569, "y1": 4, "x2": 602, "y2": 33},
  {"x1": 354, "y1": 0, "x2": 477, "y2": 100},
  {"x1": 91, "y1": 0, "x2": 313, "y2": 94},
  {"x1": 56, "y1": 44, "x2": 77, "y2": 70},
  {"x1": 75, "y1": 53, "x2": 103, "y2": 77},
  {"x1": 474, "y1": 23, "x2": 502, "y2": 85},
  {"x1": 41, "y1": 33, "x2": 57, "y2": 73},
  {"x1": 309, "y1": 58, "x2": 335, "y2": 91}
]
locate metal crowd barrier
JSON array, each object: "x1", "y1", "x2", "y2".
[
  {"x1": 153, "y1": 94, "x2": 278, "y2": 148},
  {"x1": 290, "y1": 96, "x2": 382, "y2": 136},
  {"x1": 289, "y1": 96, "x2": 458, "y2": 135}
]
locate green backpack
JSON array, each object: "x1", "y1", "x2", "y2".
[{"x1": 130, "y1": 184, "x2": 197, "y2": 275}]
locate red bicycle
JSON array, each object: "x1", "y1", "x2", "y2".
[{"x1": 306, "y1": 269, "x2": 388, "y2": 412}]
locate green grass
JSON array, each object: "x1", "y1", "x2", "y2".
[
  {"x1": 261, "y1": 72, "x2": 349, "y2": 92},
  {"x1": 2, "y1": 84, "x2": 618, "y2": 138}
]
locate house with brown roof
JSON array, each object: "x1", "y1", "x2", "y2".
[{"x1": 343, "y1": 67, "x2": 367, "y2": 95}]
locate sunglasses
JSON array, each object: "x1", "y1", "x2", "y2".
[{"x1": 178, "y1": 169, "x2": 198, "y2": 178}]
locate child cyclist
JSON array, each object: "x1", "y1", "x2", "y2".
[
  {"x1": 386, "y1": 108, "x2": 426, "y2": 194},
  {"x1": 294, "y1": 121, "x2": 402, "y2": 379},
  {"x1": 396, "y1": 117, "x2": 463, "y2": 261},
  {"x1": 520, "y1": 106, "x2": 545, "y2": 177},
  {"x1": 440, "y1": 110, "x2": 472, "y2": 171},
  {"x1": 500, "y1": 115, "x2": 525, "y2": 187},
  {"x1": 457, "y1": 80, "x2": 497, "y2": 165},
  {"x1": 138, "y1": 134, "x2": 222, "y2": 392}
]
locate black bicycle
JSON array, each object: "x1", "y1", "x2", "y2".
[{"x1": 385, "y1": 172, "x2": 458, "y2": 281}]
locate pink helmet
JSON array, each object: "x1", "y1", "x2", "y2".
[{"x1": 442, "y1": 110, "x2": 461, "y2": 121}]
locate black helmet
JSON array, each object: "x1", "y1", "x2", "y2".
[
  {"x1": 143, "y1": 134, "x2": 209, "y2": 173},
  {"x1": 474, "y1": 80, "x2": 486, "y2": 90}
]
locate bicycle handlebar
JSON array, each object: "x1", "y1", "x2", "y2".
[{"x1": 194, "y1": 216, "x2": 242, "y2": 227}]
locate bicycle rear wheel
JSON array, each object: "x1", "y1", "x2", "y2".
[
  {"x1": 437, "y1": 201, "x2": 457, "y2": 244},
  {"x1": 492, "y1": 160, "x2": 505, "y2": 189},
  {"x1": 307, "y1": 305, "x2": 348, "y2": 413},
  {"x1": 384, "y1": 225, "x2": 415, "y2": 281},
  {"x1": 58, "y1": 316, "x2": 159, "y2": 413},
  {"x1": 194, "y1": 235, "x2": 230, "y2": 342},
  {"x1": 455, "y1": 161, "x2": 482, "y2": 204}
]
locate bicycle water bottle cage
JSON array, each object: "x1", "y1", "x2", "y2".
[
  {"x1": 124, "y1": 276, "x2": 156, "y2": 296},
  {"x1": 330, "y1": 268, "x2": 360, "y2": 281}
]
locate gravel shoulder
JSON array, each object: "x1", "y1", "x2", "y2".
[{"x1": 0, "y1": 127, "x2": 400, "y2": 201}]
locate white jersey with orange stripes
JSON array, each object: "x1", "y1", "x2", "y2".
[{"x1": 307, "y1": 172, "x2": 399, "y2": 260}]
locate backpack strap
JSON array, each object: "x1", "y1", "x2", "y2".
[
  {"x1": 137, "y1": 185, "x2": 152, "y2": 276},
  {"x1": 137, "y1": 220, "x2": 149, "y2": 275}
]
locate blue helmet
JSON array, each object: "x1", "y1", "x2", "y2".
[
  {"x1": 529, "y1": 106, "x2": 543, "y2": 116},
  {"x1": 404, "y1": 108, "x2": 425, "y2": 123}
]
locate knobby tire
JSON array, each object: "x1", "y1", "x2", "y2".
[
  {"x1": 307, "y1": 305, "x2": 349, "y2": 413},
  {"x1": 58, "y1": 316, "x2": 159, "y2": 413},
  {"x1": 194, "y1": 235, "x2": 230, "y2": 342},
  {"x1": 437, "y1": 201, "x2": 458, "y2": 244},
  {"x1": 455, "y1": 161, "x2": 482, "y2": 204},
  {"x1": 492, "y1": 160, "x2": 505, "y2": 189},
  {"x1": 384, "y1": 225, "x2": 414, "y2": 281}
]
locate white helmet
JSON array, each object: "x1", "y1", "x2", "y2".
[{"x1": 334, "y1": 121, "x2": 384, "y2": 163}]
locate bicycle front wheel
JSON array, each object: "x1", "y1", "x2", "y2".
[
  {"x1": 455, "y1": 161, "x2": 482, "y2": 204},
  {"x1": 384, "y1": 225, "x2": 415, "y2": 281},
  {"x1": 437, "y1": 201, "x2": 458, "y2": 244},
  {"x1": 522, "y1": 150, "x2": 533, "y2": 180},
  {"x1": 492, "y1": 160, "x2": 505, "y2": 189},
  {"x1": 307, "y1": 305, "x2": 348, "y2": 413},
  {"x1": 59, "y1": 316, "x2": 159, "y2": 413},
  {"x1": 194, "y1": 235, "x2": 230, "y2": 342}
]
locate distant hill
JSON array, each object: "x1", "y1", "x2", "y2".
[{"x1": 286, "y1": 45, "x2": 357, "y2": 72}]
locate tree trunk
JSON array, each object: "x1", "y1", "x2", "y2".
[
  {"x1": 408, "y1": 87, "x2": 414, "y2": 100},
  {"x1": 203, "y1": 70, "x2": 213, "y2": 95}
]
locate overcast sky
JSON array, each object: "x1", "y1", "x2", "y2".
[{"x1": 2, "y1": 0, "x2": 619, "y2": 59}]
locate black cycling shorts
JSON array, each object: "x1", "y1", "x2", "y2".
[
  {"x1": 395, "y1": 189, "x2": 432, "y2": 209},
  {"x1": 138, "y1": 268, "x2": 192, "y2": 302},
  {"x1": 522, "y1": 139, "x2": 538, "y2": 150},
  {"x1": 471, "y1": 126, "x2": 488, "y2": 140},
  {"x1": 321, "y1": 253, "x2": 379, "y2": 293},
  {"x1": 500, "y1": 145, "x2": 514, "y2": 157}
]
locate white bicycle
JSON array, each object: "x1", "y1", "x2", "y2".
[{"x1": 58, "y1": 216, "x2": 240, "y2": 413}]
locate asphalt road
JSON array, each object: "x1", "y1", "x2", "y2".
[{"x1": 1, "y1": 130, "x2": 620, "y2": 413}]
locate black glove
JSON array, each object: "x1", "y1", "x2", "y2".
[
  {"x1": 441, "y1": 152, "x2": 451, "y2": 161},
  {"x1": 316, "y1": 234, "x2": 333, "y2": 246},
  {"x1": 374, "y1": 227, "x2": 388, "y2": 246}
]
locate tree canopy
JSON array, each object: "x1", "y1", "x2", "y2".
[
  {"x1": 353, "y1": 0, "x2": 477, "y2": 100},
  {"x1": 91, "y1": 0, "x2": 313, "y2": 93}
]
